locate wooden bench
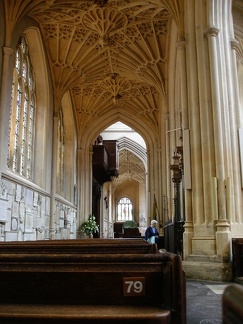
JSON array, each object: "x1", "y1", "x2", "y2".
[
  {"x1": 222, "y1": 283, "x2": 243, "y2": 323},
  {"x1": 0, "y1": 238, "x2": 158, "y2": 254},
  {"x1": 232, "y1": 238, "x2": 243, "y2": 284},
  {"x1": 0, "y1": 240, "x2": 186, "y2": 323},
  {"x1": 123, "y1": 227, "x2": 142, "y2": 237}
]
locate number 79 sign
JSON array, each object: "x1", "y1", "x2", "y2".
[{"x1": 123, "y1": 277, "x2": 145, "y2": 296}]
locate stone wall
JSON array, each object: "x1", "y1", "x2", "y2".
[{"x1": 0, "y1": 178, "x2": 77, "y2": 241}]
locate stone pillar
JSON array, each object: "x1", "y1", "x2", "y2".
[
  {"x1": 174, "y1": 0, "x2": 237, "y2": 280},
  {"x1": 204, "y1": 25, "x2": 227, "y2": 221},
  {"x1": 164, "y1": 113, "x2": 170, "y2": 221},
  {"x1": 49, "y1": 114, "x2": 58, "y2": 239},
  {"x1": 229, "y1": 38, "x2": 242, "y2": 225},
  {"x1": 177, "y1": 40, "x2": 193, "y2": 257},
  {"x1": 204, "y1": 16, "x2": 231, "y2": 260},
  {"x1": 76, "y1": 144, "x2": 93, "y2": 227}
]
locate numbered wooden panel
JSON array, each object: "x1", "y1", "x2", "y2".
[{"x1": 123, "y1": 277, "x2": 145, "y2": 296}]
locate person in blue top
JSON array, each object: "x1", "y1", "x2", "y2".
[{"x1": 145, "y1": 219, "x2": 159, "y2": 244}]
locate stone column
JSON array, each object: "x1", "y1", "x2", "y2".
[
  {"x1": 204, "y1": 26, "x2": 227, "y2": 219},
  {"x1": 203, "y1": 21, "x2": 231, "y2": 260},
  {"x1": 177, "y1": 40, "x2": 193, "y2": 257},
  {"x1": 49, "y1": 114, "x2": 58, "y2": 239},
  {"x1": 186, "y1": 30, "x2": 204, "y2": 230},
  {"x1": 164, "y1": 113, "x2": 170, "y2": 221},
  {"x1": 229, "y1": 38, "x2": 242, "y2": 225},
  {"x1": 76, "y1": 144, "x2": 93, "y2": 227}
]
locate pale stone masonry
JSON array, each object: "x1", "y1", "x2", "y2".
[{"x1": 0, "y1": 0, "x2": 242, "y2": 281}]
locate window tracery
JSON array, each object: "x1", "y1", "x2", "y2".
[
  {"x1": 8, "y1": 36, "x2": 36, "y2": 179},
  {"x1": 117, "y1": 197, "x2": 133, "y2": 221}
]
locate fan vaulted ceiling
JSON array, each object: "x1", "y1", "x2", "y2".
[
  {"x1": 4, "y1": 1, "x2": 242, "y2": 186},
  {"x1": 5, "y1": 0, "x2": 177, "y2": 185},
  {"x1": 5, "y1": 0, "x2": 177, "y2": 131}
]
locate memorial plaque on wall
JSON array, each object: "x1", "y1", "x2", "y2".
[
  {"x1": 0, "y1": 198, "x2": 7, "y2": 221},
  {"x1": 25, "y1": 189, "x2": 33, "y2": 206},
  {"x1": 25, "y1": 210, "x2": 34, "y2": 232}
]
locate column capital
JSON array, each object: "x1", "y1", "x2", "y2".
[
  {"x1": 203, "y1": 26, "x2": 220, "y2": 38},
  {"x1": 163, "y1": 113, "x2": 169, "y2": 120},
  {"x1": 3, "y1": 47, "x2": 14, "y2": 56},
  {"x1": 230, "y1": 38, "x2": 243, "y2": 63},
  {"x1": 176, "y1": 40, "x2": 186, "y2": 50},
  {"x1": 230, "y1": 38, "x2": 239, "y2": 50}
]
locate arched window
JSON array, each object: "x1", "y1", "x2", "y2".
[
  {"x1": 117, "y1": 197, "x2": 133, "y2": 221},
  {"x1": 56, "y1": 107, "x2": 65, "y2": 195},
  {"x1": 8, "y1": 36, "x2": 36, "y2": 179}
]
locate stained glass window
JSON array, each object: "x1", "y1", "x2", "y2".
[
  {"x1": 117, "y1": 197, "x2": 133, "y2": 221},
  {"x1": 7, "y1": 36, "x2": 35, "y2": 179}
]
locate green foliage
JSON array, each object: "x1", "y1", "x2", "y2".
[
  {"x1": 122, "y1": 220, "x2": 137, "y2": 228},
  {"x1": 79, "y1": 215, "x2": 99, "y2": 235}
]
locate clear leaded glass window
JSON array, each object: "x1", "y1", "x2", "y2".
[
  {"x1": 7, "y1": 36, "x2": 36, "y2": 179},
  {"x1": 56, "y1": 108, "x2": 65, "y2": 195},
  {"x1": 117, "y1": 197, "x2": 133, "y2": 221}
]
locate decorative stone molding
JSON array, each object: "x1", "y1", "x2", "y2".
[
  {"x1": 203, "y1": 26, "x2": 220, "y2": 38},
  {"x1": 163, "y1": 113, "x2": 169, "y2": 120},
  {"x1": 231, "y1": 37, "x2": 243, "y2": 63},
  {"x1": 100, "y1": 76, "x2": 132, "y2": 103},
  {"x1": 25, "y1": 1, "x2": 170, "y2": 117},
  {"x1": 3, "y1": 47, "x2": 14, "y2": 56},
  {"x1": 176, "y1": 40, "x2": 186, "y2": 50},
  {"x1": 82, "y1": 8, "x2": 128, "y2": 37},
  {"x1": 230, "y1": 37, "x2": 239, "y2": 50}
]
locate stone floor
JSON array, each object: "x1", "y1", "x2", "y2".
[{"x1": 186, "y1": 279, "x2": 230, "y2": 324}]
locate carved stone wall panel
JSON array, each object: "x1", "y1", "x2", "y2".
[
  {"x1": 25, "y1": 209, "x2": 34, "y2": 233},
  {"x1": 15, "y1": 184, "x2": 22, "y2": 202},
  {"x1": 45, "y1": 216, "x2": 51, "y2": 237},
  {"x1": 37, "y1": 215, "x2": 43, "y2": 229},
  {"x1": 33, "y1": 192, "x2": 38, "y2": 206},
  {"x1": 19, "y1": 202, "x2": 25, "y2": 225},
  {"x1": 0, "y1": 198, "x2": 7, "y2": 222},
  {"x1": 0, "y1": 223, "x2": 5, "y2": 241},
  {"x1": 11, "y1": 217, "x2": 18, "y2": 231},
  {"x1": 0, "y1": 181, "x2": 7, "y2": 200},
  {"x1": 53, "y1": 202, "x2": 77, "y2": 239},
  {"x1": 25, "y1": 189, "x2": 34, "y2": 206},
  {"x1": 55, "y1": 204, "x2": 61, "y2": 231},
  {"x1": 59, "y1": 209, "x2": 64, "y2": 228},
  {"x1": 0, "y1": 178, "x2": 67, "y2": 241},
  {"x1": 2, "y1": 180, "x2": 14, "y2": 202},
  {"x1": 12, "y1": 201, "x2": 19, "y2": 218},
  {"x1": 46, "y1": 197, "x2": 50, "y2": 216},
  {"x1": 5, "y1": 210, "x2": 11, "y2": 232}
]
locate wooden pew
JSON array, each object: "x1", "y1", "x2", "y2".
[
  {"x1": 0, "y1": 238, "x2": 158, "y2": 254},
  {"x1": 222, "y1": 283, "x2": 243, "y2": 323},
  {"x1": 0, "y1": 240, "x2": 186, "y2": 323},
  {"x1": 232, "y1": 238, "x2": 243, "y2": 284}
]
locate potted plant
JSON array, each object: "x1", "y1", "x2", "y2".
[{"x1": 78, "y1": 214, "x2": 99, "y2": 238}]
